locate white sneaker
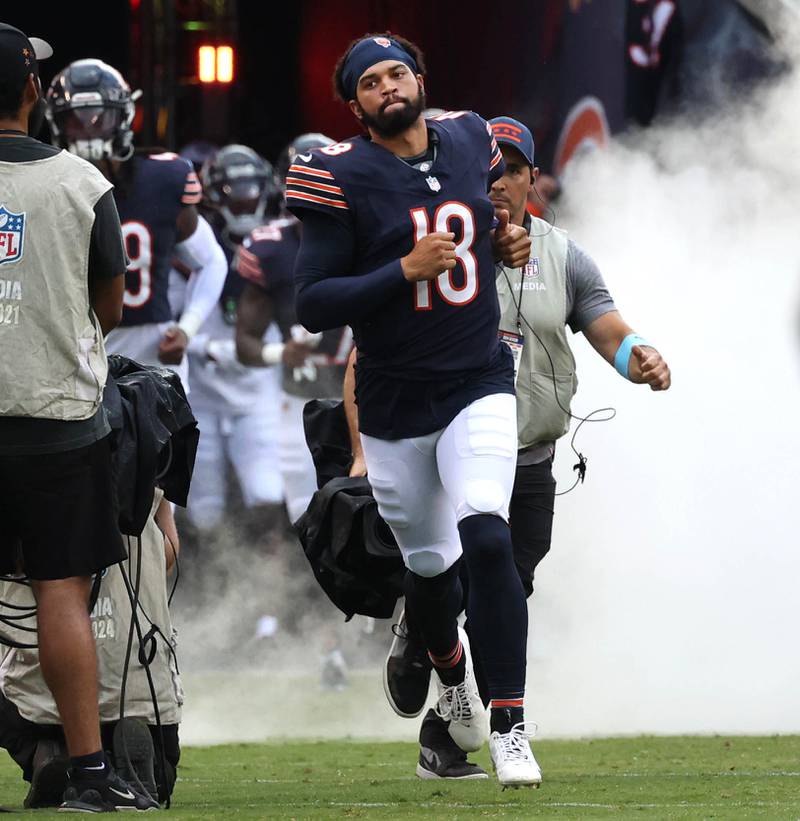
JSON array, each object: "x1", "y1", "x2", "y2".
[
  {"x1": 489, "y1": 721, "x2": 542, "y2": 788},
  {"x1": 433, "y1": 627, "x2": 488, "y2": 753}
]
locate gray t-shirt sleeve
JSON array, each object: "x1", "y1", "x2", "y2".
[
  {"x1": 88, "y1": 190, "x2": 128, "y2": 282},
  {"x1": 565, "y1": 239, "x2": 617, "y2": 333}
]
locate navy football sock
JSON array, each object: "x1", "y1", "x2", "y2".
[
  {"x1": 429, "y1": 639, "x2": 467, "y2": 686},
  {"x1": 458, "y1": 514, "x2": 527, "y2": 703},
  {"x1": 490, "y1": 704, "x2": 525, "y2": 734},
  {"x1": 70, "y1": 749, "x2": 110, "y2": 777},
  {"x1": 403, "y1": 560, "x2": 463, "y2": 661}
]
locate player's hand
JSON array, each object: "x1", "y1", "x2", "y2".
[
  {"x1": 158, "y1": 327, "x2": 189, "y2": 365},
  {"x1": 282, "y1": 340, "x2": 313, "y2": 368},
  {"x1": 349, "y1": 453, "x2": 367, "y2": 478},
  {"x1": 401, "y1": 232, "x2": 456, "y2": 282},
  {"x1": 630, "y1": 345, "x2": 671, "y2": 391},
  {"x1": 493, "y1": 209, "x2": 531, "y2": 269}
]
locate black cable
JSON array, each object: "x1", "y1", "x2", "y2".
[
  {"x1": 0, "y1": 613, "x2": 39, "y2": 633},
  {"x1": 117, "y1": 536, "x2": 153, "y2": 804},
  {"x1": 0, "y1": 599, "x2": 37, "y2": 611},
  {"x1": 166, "y1": 538, "x2": 179, "y2": 609},
  {"x1": 0, "y1": 635, "x2": 37, "y2": 650},
  {"x1": 0, "y1": 577, "x2": 38, "y2": 649},
  {"x1": 501, "y1": 266, "x2": 616, "y2": 496},
  {"x1": 0, "y1": 576, "x2": 31, "y2": 586},
  {"x1": 118, "y1": 550, "x2": 171, "y2": 810}
]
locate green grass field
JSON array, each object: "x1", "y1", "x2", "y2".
[{"x1": 1, "y1": 735, "x2": 798, "y2": 819}]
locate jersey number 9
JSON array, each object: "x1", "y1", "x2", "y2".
[{"x1": 121, "y1": 221, "x2": 153, "y2": 308}]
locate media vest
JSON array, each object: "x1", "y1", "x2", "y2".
[
  {"x1": 0, "y1": 490, "x2": 183, "y2": 726},
  {"x1": 0, "y1": 150, "x2": 111, "y2": 420},
  {"x1": 496, "y1": 216, "x2": 578, "y2": 449}
]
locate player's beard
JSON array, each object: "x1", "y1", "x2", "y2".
[{"x1": 360, "y1": 84, "x2": 426, "y2": 139}]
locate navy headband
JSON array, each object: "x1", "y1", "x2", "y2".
[{"x1": 341, "y1": 36, "x2": 418, "y2": 100}]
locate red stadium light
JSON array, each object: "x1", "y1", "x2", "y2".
[
  {"x1": 198, "y1": 45, "x2": 234, "y2": 84},
  {"x1": 216, "y1": 46, "x2": 234, "y2": 83},
  {"x1": 198, "y1": 46, "x2": 216, "y2": 83}
]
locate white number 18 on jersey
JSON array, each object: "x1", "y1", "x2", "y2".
[{"x1": 410, "y1": 202, "x2": 478, "y2": 310}]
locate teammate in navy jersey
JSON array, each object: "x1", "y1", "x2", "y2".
[
  {"x1": 45, "y1": 59, "x2": 227, "y2": 386},
  {"x1": 286, "y1": 34, "x2": 538, "y2": 786},
  {"x1": 170, "y1": 145, "x2": 284, "y2": 535},
  {"x1": 236, "y1": 134, "x2": 354, "y2": 524}
]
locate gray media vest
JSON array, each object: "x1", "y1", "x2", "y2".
[
  {"x1": 496, "y1": 216, "x2": 578, "y2": 449},
  {"x1": 0, "y1": 150, "x2": 111, "y2": 420}
]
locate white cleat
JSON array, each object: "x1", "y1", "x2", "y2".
[
  {"x1": 433, "y1": 627, "x2": 488, "y2": 753},
  {"x1": 489, "y1": 721, "x2": 542, "y2": 788}
]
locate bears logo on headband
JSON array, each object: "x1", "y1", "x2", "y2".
[{"x1": 341, "y1": 35, "x2": 419, "y2": 100}]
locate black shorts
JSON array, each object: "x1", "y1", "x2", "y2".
[{"x1": 0, "y1": 436, "x2": 126, "y2": 580}]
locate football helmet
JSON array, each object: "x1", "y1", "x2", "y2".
[
  {"x1": 179, "y1": 139, "x2": 218, "y2": 174},
  {"x1": 275, "y1": 133, "x2": 335, "y2": 186},
  {"x1": 45, "y1": 59, "x2": 140, "y2": 162},
  {"x1": 200, "y1": 144, "x2": 280, "y2": 238}
]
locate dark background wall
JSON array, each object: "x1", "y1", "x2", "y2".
[{"x1": 5, "y1": 0, "x2": 777, "y2": 171}]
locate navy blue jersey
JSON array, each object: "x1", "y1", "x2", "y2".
[
  {"x1": 287, "y1": 111, "x2": 504, "y2": 375},
  {"x1": 287, "y1": 111, "x2": 514, "y2": 439},
  {"x1": 114, "y1": 153, "x2": 201, "y2": 326},
  {"x1": 237, "y1": 215, "x2": 351, "y2": 399}
]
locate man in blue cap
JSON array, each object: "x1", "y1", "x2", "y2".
[{"x1": 386, "y1": 114, "x2": 671, "y2": 781}]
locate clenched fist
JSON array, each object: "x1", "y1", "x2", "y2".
[
  {"x1": 401, "y1": 232, "x2": 456, "y2": 282},
  {"x1": 158, "y1": 326, "x2": 188, "y2": 365}
]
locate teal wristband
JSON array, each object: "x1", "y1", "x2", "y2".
[{"x1": 614, "y1": 333, "x2": 650, "y2": 379}]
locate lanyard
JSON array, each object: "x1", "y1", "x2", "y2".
[{"x1": 514, "y1": 265, "x2": 525, "y2": 334}]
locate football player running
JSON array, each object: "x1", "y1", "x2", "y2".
[
  {"x1": 45, "y1": 59, "x2": 227, "y2": 385},
  {"x1": 286, "y1": 34, "x2": 537, "y2": 786},
  {"x1": 173, "y1": 144, "x2": 284, "y2": 535},
  {"x1": 377, "y1": 116, "x2": 672, "y2": 782},
  {"x1": 235, "y1": 133, "x2": 354, "y2": 525}
]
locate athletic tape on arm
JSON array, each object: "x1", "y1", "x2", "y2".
[{"x1": 614, "y1": 333, "x2": 651, "y2": 379}]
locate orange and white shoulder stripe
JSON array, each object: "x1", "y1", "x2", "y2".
[
  {"x1": 286, "y1": 163, "x2": 348, "y2": 210},
  {"x1": 182, "y1": 170, "x2": 203, "y2": 205}
]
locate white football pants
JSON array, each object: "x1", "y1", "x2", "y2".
[
  {"x1": 360, "y1": 393, "x2": 517, "y2": 578},
  {"x1": 278, "y1": 393, "x2": 320, "y2": 524},
  {"x1": 187, "y1": 407, "x2": 283, "y2": 530}
]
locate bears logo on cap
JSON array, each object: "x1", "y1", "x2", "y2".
[{"x1": 373, "y1": 37, "x2": 391, "y2": 48}]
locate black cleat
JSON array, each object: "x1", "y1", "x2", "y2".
[
  {"x1": 384, "y1": 609, "x2": 432, "y2": 718},
  {"x1": 59, "y1": 763, "x2": 159, "y2": 812},
  {"x1": 415, "y1": 709, "x2": 488, "y2": 779},
  {"x1": 113, "y1": 717, "x2": 159, "y2": 802},
  {"x1": 24, "y1": 738, "x2": 69, "y2": 808}
]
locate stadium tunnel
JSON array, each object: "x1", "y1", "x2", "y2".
[{"x1": 10, "y1": 0, "x2": 780, "y2": 175}]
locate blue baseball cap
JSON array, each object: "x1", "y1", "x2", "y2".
[
  {"x1": 489, "y1": 116, "x2": 535, "y2": 166},
  {"x1": 0, "y1": 23, "x2": 52, "y2": 88}
]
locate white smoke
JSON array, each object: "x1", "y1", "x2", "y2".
[
  {"x1": 177, "y1": 23, "x2": 800, "y2": 746},
  {"x1": 529, "y1": 25, "x2": 800, "y2": 736}
]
